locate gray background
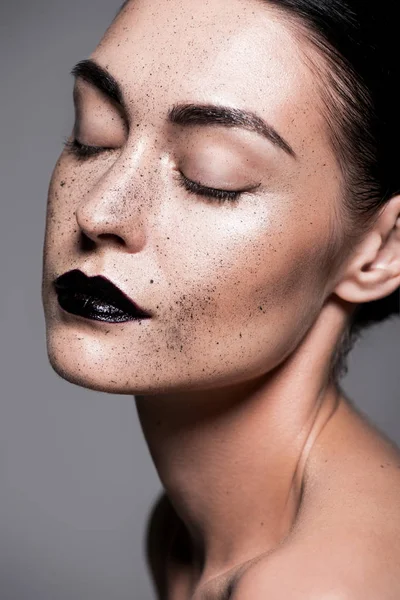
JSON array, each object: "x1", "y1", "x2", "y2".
[{"x1": 0, "y1": 1, "x2": 399, "y2": 599}]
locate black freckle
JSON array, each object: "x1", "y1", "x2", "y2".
[
  {"x1": 60, "y1": 181, "x2": 66, "y2": 187},
  {"x1": 150, "y1": 280, "x2": 154, "y2": 284}
]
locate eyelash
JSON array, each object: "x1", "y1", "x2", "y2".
[{"x1": 62, "y1": 138, "x2": 248, "y2": 204}]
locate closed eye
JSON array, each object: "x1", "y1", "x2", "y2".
[
  {"x1": 63, "y1": 138, "x2": 259, "y2": 204},
  {"x1": 63, "y1": 138, "x2": 113, "y2": 160},
  {"x1": 174, "y1": 171, "x2": 256, "y2": 204}
]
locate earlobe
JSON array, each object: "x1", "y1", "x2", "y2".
[{"x1": 333, "y1": 196, "x2": 400, "y2": 305}]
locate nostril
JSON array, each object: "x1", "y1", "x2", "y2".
[
  {"x1": 97, "y1": 233, "x2": 125, "y2": 245},
  {"x1": 75, "y1": 195, "x2": 146, "y2": 253},
  {"x1": 79, "y1": 232, "x2": 125, "y2": 251},
  {"x1": 79, "y1": 231, "x2": 96, "y2": 252}
]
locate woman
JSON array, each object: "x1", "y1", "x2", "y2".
[{"x1": 41, "y1": 0, "x2": 400, "y2": 597}]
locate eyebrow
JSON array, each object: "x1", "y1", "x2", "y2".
[{"x1": 71, "y1": 58, "x2": 297, "y2": 159}]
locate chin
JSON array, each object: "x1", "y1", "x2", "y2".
[
  {"x1": 45, "y1": 347, "x2": 130, "y2": 394},
  {"x1": 43, "y1": 331, "x2": 258, "y2": 398},
  {"x1": 44, "y1": 332, "x2": 174, "y2": 396},
  {"x1": 44, "y1": 323, "x2": 135, "y2": 394}
]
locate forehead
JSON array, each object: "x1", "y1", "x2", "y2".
[{"x1": 92, "y1": 0, "x2": 326, "y2": 144}]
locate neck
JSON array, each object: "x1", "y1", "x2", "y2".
[{"x1": 135, "y1": 301, "x2": 347, "y2": 584}]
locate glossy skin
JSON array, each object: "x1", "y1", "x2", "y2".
[{"x1": 41, "y1": 0, "x2": 400, "y2": 597}]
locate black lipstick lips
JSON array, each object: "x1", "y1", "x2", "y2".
[{"x1": 53, "y1": 269, "x2": 152, "y2": 323}]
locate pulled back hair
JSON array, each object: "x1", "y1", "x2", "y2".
[
  {"x1": 115, "y1": 0, "x2": 399, "y2": 381},
  {"x1": 260, "y1": 0, "x2": 400, "y2": 382}
]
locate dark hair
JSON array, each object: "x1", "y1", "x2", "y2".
[
  {"x1": 258, "y1": 1, "x2": 400, "y2": 381},
  {"x1": 115, "y1": 0, "x2": 399, "y2": 381}
]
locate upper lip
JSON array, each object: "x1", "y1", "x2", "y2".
[{"x1": 53, "y1": 269, "x2": 152, "y2": 318}]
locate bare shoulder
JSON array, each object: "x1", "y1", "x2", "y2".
[
  {"x1": 232, "y1": 396, "x2": 400, "y2": 599},
  {"x1": 231, "y1": 524, "x2": 400, "y2": 600},
  {"x1": 231, "y1": 515, "x2": 400, "y2": 600},
  {"x1": 144, "y1": 398, "x2": 400, "y2": 599}
]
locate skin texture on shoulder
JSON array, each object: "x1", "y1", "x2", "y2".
[
  {"x1": 232, "y1": 399, "x2": 400, "y2": 600},
  {"x1": 230, "y1": 571, "x2": 358, "y2": 600},
  {"x1": 230, "y1": 525, "x2": 400, "y2": 600}
]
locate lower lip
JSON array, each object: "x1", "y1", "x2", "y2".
[{"x1": 56, "y1": 292, "x2": 150, "y2": 323}]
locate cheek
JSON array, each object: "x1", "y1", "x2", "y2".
[
  {"x1": 158, "y1": 206, "x2": 329, "y2": 379},
  {"x1": 211, "y1": 232, "x2": 323, "y2": 328}
]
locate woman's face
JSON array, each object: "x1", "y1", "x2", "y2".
[{"x1": 42, "y1": 0, "x2": 344, "y2": 395}]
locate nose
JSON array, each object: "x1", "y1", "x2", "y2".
[{"x1": 75, "y1": 151, "x2": 149, "y2": 253}]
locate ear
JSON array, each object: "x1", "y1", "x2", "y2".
[{"x1": 334, "y1": 194, "x2": 400, "y2": 304}]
